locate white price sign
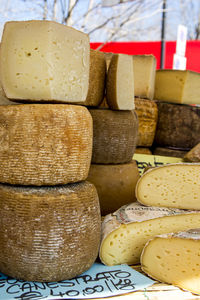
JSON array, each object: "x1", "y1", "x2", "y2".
[{"x1": 176, "y1": 24, "x2": 188, "y2": 57}]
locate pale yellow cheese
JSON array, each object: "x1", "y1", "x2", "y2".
[
  {"x1": 0, "y1": 20, "x2": 90, "y2": 102},
  {"x1": 132, "y1": 55, "x2": 156, "y2": 100},
  {"x1": 136, "y1": 163, "x2": 200, "y2": 210},
  {"x1": 0, "y1": 181, "x2": 101, "y2": 282},
  {"x1": 141, "y1": 230, "x2": 200, "y2": 295},
  {"x1": 106, "y1": 54, "x2": 135, "y2": 110},
  {"x1": 0, "y1": 104, "x2": 92, "y2": 185},
  {"x1": 155, "y1": 70, "x2": 200, "y2": 104}
]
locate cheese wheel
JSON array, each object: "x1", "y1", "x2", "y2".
[
  {"x1": 184, "y1": 143, "x2": 200, "y2": 162},
  {"x1": 135, "y1": 98, "x2": 158, "y2": 147},
  {"x1": 87, "y1": 161, "x2": 140, "y2": 215},
  {"x1": 136, "y1": 163, "x2": 200, "y2": 210},
  {"x1": 153, "y1": 147, "x2": 187, "y2": 158},
  {"x1": 141, "y1": 229, "x2": 200, "y2": 295},
  {"x1": 155, "y1": 70, "x2": 200, "y2": 104},
  {"x1": 0, "y1": 104, "x2": 92, "y2": 185},
  {"x1": 99, "y1": 202, "x2": 200, "y2": 266},
  {"x1": 0, "y1": 20, "x2": 90, "y2": 103},
  {"x1": 106, "y1": 54, "x2": 134, "y2": 110},
  {"x1": 89, "y1": 108, "x2": 138, "y2": 164},
  {"x1": 0, "y1": 181, "x2": 101, "y2": 282},
  {"x1": 155, "y1": 101, "x2": 200, "y2": 149}
]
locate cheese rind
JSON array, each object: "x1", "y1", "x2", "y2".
[
  {"x1": 0, "y1": 181, "x2": 101, "y2": 282},
  {"x1": 153, "y1": 147, "x2": 187, "y2": 158},
  {"x1": 136, "y1": 163, "x2": 200, "y2": 210},
  {"x1": 0, "y1": 104, "x2": 92, "y2": 185},
  {"x1": 0, "y1": 20, "x2": 90, "y2": 102}
]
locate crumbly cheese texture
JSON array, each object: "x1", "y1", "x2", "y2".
[
  {"x1": 132, "y1": 55, "x2": 156, "y2": 100},
  {"x1": 0, "y1": 20, "x2": 90, "y2": 102},
  {"x1": 106, "y1": 54, "x2": 135, "y2": 110},
  {"x1": 87, "y1": 161, "x2": 140, "y2": 216},
  {"x1": 155, "y1": 70, "x2": 200, "y2": 104},
  {"x1": 0, "y1": 104, "x2": 92, "y2": 185},
  {"x1": 141, "y1": 231, "x2": 200, "y2": 295},
  {"x1": 135, "y1": 98, "x2": 158, "y2": 147},
  {"x1": 89, "y1": 108, "x2": 138, "y2": 164},
  {"x1": 0, "y1": 181, "x2": 101, "y2": 282},
  {"x1": 99, "y1": 203, "x2": 200, "y2": 266},
  {"x1": 136, "y1": 163, "x2": 200, "y2": 210}
]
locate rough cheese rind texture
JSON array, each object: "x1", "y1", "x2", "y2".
[
  {"x1": 155, "y1": 101, "x2": 200, "y2": 149},
  {"x1": 155, "y1": 70, "x2": 200, "y2": 104},
  {"x1": 99, "y1": 202, "x2": 200, "y2": 266},
  {"x1": 141, "y1": 229, "x2": 200, "y2": 295},
  {"x1": 153, "y1": 147, "x2": 187, "y2": 158},
  {"x1": 135, "y1": 98, "x2": 158, "y2": 147},
  {"x1": 184, "y1": 143, "x2": 200, "y2": 162},
  {"x1": 89, "y1": 108, "x2": 138, "y2": 164},
  {"x1": 0, "y1": 104, "x2": 92, "y2": 185},
  {"x1": 136, "y1": 163, "x2": 200, "y2": 210},
  {"x1": 106, "y1": 54, "x2": 135, "y2": 110},
  {"x1": 0, "y1": 20, "x2": 90, "y2": 102},
  {"x1": 132, "y1": 55, "x2": 156, "y2": 100},
  {"x1": 0, "y1": 181, "x2": 101, "y2": 282},
  {"x1": 87, "y1": 161, "x2": 140, "y2": 215}
]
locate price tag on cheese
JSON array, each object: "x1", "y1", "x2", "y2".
[{"x1": 0, "y1": 263, "x2": 155, "y2": 299}]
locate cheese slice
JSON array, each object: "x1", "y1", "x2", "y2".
[
  {"x1": 132, "y1": 55, "x2": 156, "y2": 100},
  {"x1": 0, "y1": 20, "x2": 90, "y2": 102},
  {"x1": 106, "y1": 54, "x2": 134, "y2": 110},
  {"x1": 0, "y1": 104, "x2": 92, "y2": 185},
  {"x1": 136, "y1": 163, "x2": 200, "y2": 210},
  {"x1": 99, "y1": 202, "x2": 200, "y2": 266},
  {"x1": 0, "y1": 181, "x2": 101, "y2": 282},
  {"x1": 141, "y1": 229, "x2": 200, "y2": 295},
  {"x1": 155, "y1": 70, "x2": 200, "y2": 104}
]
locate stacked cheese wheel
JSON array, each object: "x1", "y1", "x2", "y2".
[{"x1": 0, "y1": 20, "x2": 105, "y2": 282}]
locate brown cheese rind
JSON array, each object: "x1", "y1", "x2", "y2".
[
  {"x1": 0, "y1": 181, "x2": 101, "y2": 282},
  {"x1": 153, "y1": 147, "x2": 187, "y2": 158},
  {"x1": 0, "y1": 104, "x2": 92, "y2": 185}
]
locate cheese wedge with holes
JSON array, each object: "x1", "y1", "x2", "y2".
[
  {"x1": 155, "y1": 70, "x2": 200, "y2": 104},
  {"x1": 141, "y1": 229, "x2": 200, "y2": 295},
  {"x1": 0, "y1": 104, "x2": 92, "y2": 185},
  {"x1": 0, "y1": 20, "x2": 90, "y2": 102},
  {"x1": 106, "y1": 54, "x2": 134, "y2": 110},
  {"x1": 136, "y1": 163, "x2": 200, "y2": 210},
  {"x1": 99, "y1": 202, "x2": 200, "y2": 266},
  {"x1": 0, "y1": 181, "x2": 101, "y2": 282}
]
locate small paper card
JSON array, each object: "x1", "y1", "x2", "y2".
[{"x1": 0, "y1": 263, "x2": 155, "y2": 299}]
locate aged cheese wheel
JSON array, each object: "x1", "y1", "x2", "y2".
[
  {"x1": 155, "y1": 101, "x2": 200, "y2": 149},
  {"x1": 99, "y1": 202, "x2": 200, "y2": 266},
  {"x1": 0, "y1": 20, "x2": 90, "y2": 103},
  {"x1": 87, "y1": 161, "x2": 140, "y2": 215},
  {"x1": 155, "y1": 70, "x2": 200, "y2": 104},
  {"x1": 89, "y1": 108, "x2": 138, "y2": 164},
  {"x1": 141, "y1": 229, "x2": 200, "y2": 295},
  {"x1": 132, "y1": 55, "x2": 156, "y2": 100},
  {"x1": 106, "y1": 54, "x2": 134, "y2": 110},
  {"x1": 0, "y1": 181, "x2": 101, "y2": 282},
  {"x1": 153, "y1": 147, "x2": 187, "y2": 158},
  {"x1": 136, "y1": 163, "x2": 200, "y2": 210},
  {"x1": 184, "y1": 143, "x2": 200, "y2": 162},
  {"x1": 0, "y1": 104, "x2": 92, "y2": 185},
  {"x1": 135, "y1": 98, "x2": 158, "y2": 147}
]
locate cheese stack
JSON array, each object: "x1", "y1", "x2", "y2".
[{"x1": 0, "y1": 20, "x2": 101, "y2": 282}]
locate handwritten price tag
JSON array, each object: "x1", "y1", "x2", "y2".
[{"x1": 0, "y1": 263, "x2": 155, "y2": 299}]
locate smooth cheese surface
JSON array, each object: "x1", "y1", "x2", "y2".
[
  {"x1": 136, "y1": 163, "x2": 200, "y2": 210},
  {"x1": 0, "y1": 20, "x2": 90, "y2": 102},
  {"x1": 0, "y1": 84, "x2": 19, "y2": 105},
  {"x1": 0, "y1": 181, "x2": 101, "y2": 282},
  {"x1": 132, "y1": 55, "x2": 156, "y2": 100},
  {"x1": 0, "y1": 104, "x2": 92, "y2": 185},
  {"x1": 155, "y1": 70, "x2": 200, "y2": 104}
]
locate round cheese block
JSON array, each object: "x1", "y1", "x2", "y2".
[
  {"x1": 0, "y1": 181, "x2": 101, "y2": 282},
  {"x1": 0, "y1": 104, "x2": 92, "y2": 185},
  {"x1": 89, "y1": 108, "x2": 138, "y2": 164}
]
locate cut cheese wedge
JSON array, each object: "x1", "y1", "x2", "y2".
[
  {"x1": 136, "y1": 163, "x2": 200, "y2": 210},
  {"x1": 99, "y1": 202, "x2": 200, "y2": 266},
  {"x1": 0, "y1": 20, "x2": 90, "y2": 102},
  {"x1": 106, "y1": 54, "x2": 134, "y2": 110},
  {"x1": 141, "y1": 229, "x2": 200, "y2": 295}
]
